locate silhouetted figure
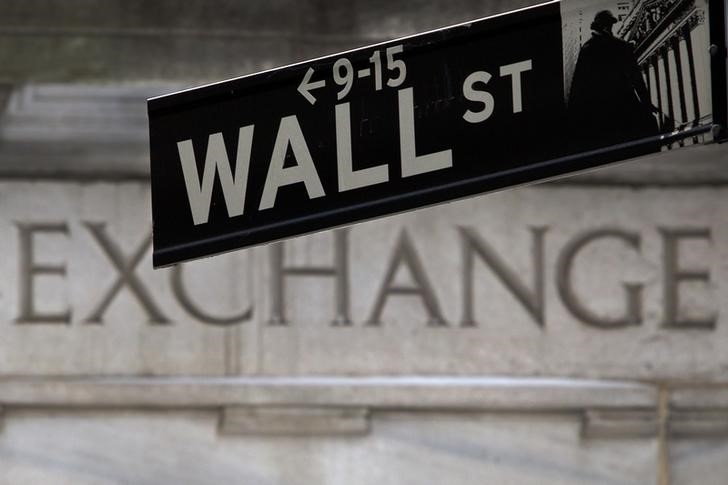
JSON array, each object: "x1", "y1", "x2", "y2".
[{"x1": 567, "y1": 10, "x2": 658, "y2": 152}]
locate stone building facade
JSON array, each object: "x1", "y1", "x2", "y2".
[{"x1": 0, "y1": 1, "x2": 727, "y2": 484}]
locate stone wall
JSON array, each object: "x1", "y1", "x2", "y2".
[{"x1": 0, "y1": 1, "x2": 727, "y2": 484}]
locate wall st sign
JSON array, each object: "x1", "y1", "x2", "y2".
[{"x1": 148, "y1": 0, "x2": 726, "y2": 266}]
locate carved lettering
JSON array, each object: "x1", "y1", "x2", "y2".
[
  {"x1": 16, "y1": 223, "x2": 71, "y2": 324},
  {"x1": 269, "y1": 229, "x2": 350, "y2": 326},
  {"x1": 171, "y1": 264, "x2": 253, "y2": 326},
  {"x1": 660, "y1": 228, "x2": 716, "y2": 329},
  {"x1": 460, "y1": 226, "x2": 546, "y2": 327},
  {"x1": 84, "y1": 223, "x2": 169, "y2": 324},
  {"x1": 557, "y1": 229, "x2": 643, "y2": 328},
  {"x1": 6, "y1": 219, "x2": 724, "y2": 335},
  {"x1": 366, "y1": 230, "x2": 447, "y2": 326}
]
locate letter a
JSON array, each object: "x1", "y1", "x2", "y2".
[{"x1": 260, "y1": 115, "x2": 325, "y2": 210}]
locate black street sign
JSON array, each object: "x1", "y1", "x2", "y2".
[{"x1": 149, "y1": 0, "x2": 727, "y2": 267}]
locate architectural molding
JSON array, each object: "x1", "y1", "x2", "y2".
[
  {"x1": 0, "y1": 83, "x2": 725, "y2": 185},
  {"x1": 219, "y1": 406, "x2": 370, "y2": 436},
  {"x1": 0, "y1": 377, "x2": 727, "y2": 440},
  {"x1": 582, "y1": 409, "x2": 658, "y2": 439},
  {"x1": 582, "y1": 408, "x2": 728, "y2": 439},
  {"x1": 0, "y1": 376, "x2": 657, "y2": 410}
]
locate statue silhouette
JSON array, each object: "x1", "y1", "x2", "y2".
[{"x1": 567, "y1": 10, "x2": 659, "y2": 152}]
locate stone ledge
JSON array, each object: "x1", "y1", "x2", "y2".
[
  {"x1": 581, "y1": 410, "x2": 659, "y2": 439},
  {"x1": 0, "y1": 376, "x2": 657, "y2": 410},
  {"x1": 582, "y1": 409, "x2": 728, "y2": 439},
  {"x1": 671, "y1": 388, "x2": 728, "y2": 410},
  {"x1": 219, "y1": 406, "x2": 370, "y2": 436},
  {"x1": 669, "y1": 410, "x2": 728, "y2": 438},
  {"x1": 1, "y1": 84, "x2": 727, "y2": 184}
]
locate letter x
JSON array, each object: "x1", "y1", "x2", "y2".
[{"x1": 85, "y1": 223, "x2": 169, "y2": 324}]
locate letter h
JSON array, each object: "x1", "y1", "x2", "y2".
[{"x1": 268, "y1": 229, "x2": 350, "y2": 326}]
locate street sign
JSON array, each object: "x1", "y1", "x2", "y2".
[{"x1": 149, "y1": 0, "x2": 727, "y2": 267}]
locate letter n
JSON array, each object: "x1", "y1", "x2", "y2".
[{"x1": 460, "y1": 226, "x2": 546, "y2": 327}]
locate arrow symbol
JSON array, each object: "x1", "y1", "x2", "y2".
[{"x1": 298, "y1": 67, "x2": 326, "y2": 105}]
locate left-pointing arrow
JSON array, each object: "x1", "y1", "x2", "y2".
[{"x1": 298, "y1": 67, "x2": 327, "y2": 105}]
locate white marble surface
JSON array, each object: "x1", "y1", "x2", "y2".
[
  {"x1": 671, "y1": 439, "x2": 728, "y2": 485},
  {"x1": 0, "y1": 409, "x2": 657, "y2": 485}
]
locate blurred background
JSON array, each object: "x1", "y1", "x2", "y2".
[{"x1": 0, "y1": 1, "x2": 727, "y2": 484}]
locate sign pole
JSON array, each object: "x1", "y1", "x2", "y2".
[{"x1": 710, "y1": 0, "x2": 728, "y2": 140}]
